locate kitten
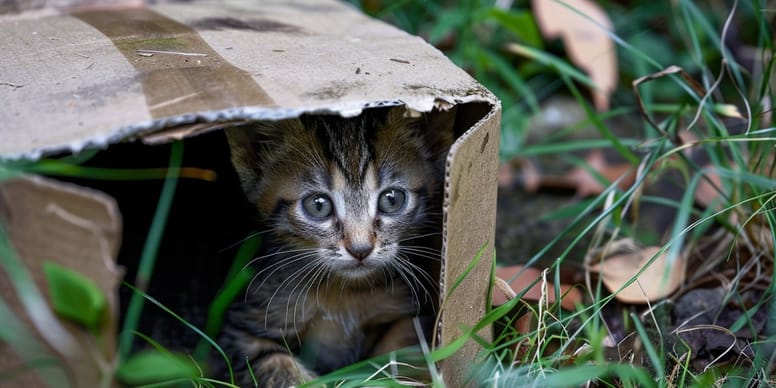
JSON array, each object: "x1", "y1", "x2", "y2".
[{"x1": 219, "y1": 106, "x2": 455, "y2": 387}]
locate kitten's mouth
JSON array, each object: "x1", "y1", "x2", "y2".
[{"x1": 333, "y1": 257, "x2": 382, "y2": 278}]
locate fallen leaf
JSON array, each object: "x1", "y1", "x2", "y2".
[
  {"x1": 493, "y1": 265, "x2": 582, "y2": 311},
  {"x1": 560, "y1": 150, "x2": 635, "y2": 198},
  {"x1": 694, "y1": 168, "x2": 725, "y2": 208},
  {"x1": 532, "y1": 0, "x2": 617, "y2": 110},
  {"x1": 587, "y1": 239, "x2": 686, "y2": 303}
]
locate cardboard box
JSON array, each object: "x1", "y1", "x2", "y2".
[{"x1": 0, "y1": 0, "x2": 500, "y2": 385}]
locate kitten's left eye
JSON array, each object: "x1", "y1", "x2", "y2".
[
  {"x1": 378, "y1": 188, "x2": 407, "y2": 214},
  {"x1": 302, "y1": 193, "x2": 333, "y2": 219}
]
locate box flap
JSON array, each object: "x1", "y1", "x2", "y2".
[
  {"x1": 0, "y1": 0, "x2": 495, "y2": 160},
  {"x1": 0, "y1": 175, "x2": 122, "y2": 387}
]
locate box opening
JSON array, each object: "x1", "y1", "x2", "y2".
[{"x1": 57, "y1": 102, "x2": 492, "y2": 356}]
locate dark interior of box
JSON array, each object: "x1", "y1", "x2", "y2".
[
  {"x1": 64, "y1": 130, "x2": 254, "y2": 350},
  {"x1": 61, "y1": 102, "x2": 492, "y2": 353}
]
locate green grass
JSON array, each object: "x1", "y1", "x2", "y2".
[
  {"x1": 356, "y1": 0, "x2": 775, "y2": 386},
  {"x1": 2, "y1": 0, "x2": 775, "y2": 386}
]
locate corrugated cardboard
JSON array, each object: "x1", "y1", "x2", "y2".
[
  {"x1": 0, "y1": 175, "x2": 122, "y2": 387},
  {"x1": 0, "y1": 0, "x2": 500, "y2": 386}
]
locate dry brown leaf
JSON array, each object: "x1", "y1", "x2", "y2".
[
  {"x1": 532, "y1": 0, "x2": 617, "y2": 110},
  {"x1": 587, "y1": 239, "x2": 686, "y2": 303},
  {"x1": 493, "y1": 265, "x2": 582, "y2": 311},
  {"x1": 694, "y1": 168, "x2": 725, "y2": 208},
  {"x1": 561, "y1": 150, "x2": 635, "y2": 198}
]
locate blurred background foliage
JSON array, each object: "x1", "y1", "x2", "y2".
[{"x1": 348, "y1": 0, "x2": 769, "y2": 159}]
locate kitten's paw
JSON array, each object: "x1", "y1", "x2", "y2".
[{"x1": 244, "y1": 353, "x2": 317, "y2": 388}]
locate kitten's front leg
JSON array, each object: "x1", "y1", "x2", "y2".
[
  {"x1": 225, "y1": 331, "x2": 317, "y2": 388},
  {"x1": 221, "y1": 295, "x2": 317, "y2": 388},
  {"x1": 250, "y1": 352, "x2": 316, "y2": 388}
]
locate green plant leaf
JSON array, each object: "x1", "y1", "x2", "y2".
[
  {"x1": 116, "y1": 350, "x2": 199, "y2": 385},
  {"x1": 486, "y1": 8, "x2": 542, "y2": 48},
  {"x1": 42, "y1": 261, "x2": 107, "y2": 331}
]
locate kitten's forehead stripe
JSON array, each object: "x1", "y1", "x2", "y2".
[{"x1": 308, "y1": 114, "x2": 379, "y2": 187}]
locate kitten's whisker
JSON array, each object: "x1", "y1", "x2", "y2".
[
  {"x1": 249, "y1": 252, "x2": 320, "y2": 306},
  {"x1": 218, "y1": 230, "x2": 272, "y2": 253},
  {"x1": 397, "y1": 249, "x2": 443, "y2": 262},
  {"x1": 398, "y1": 245, "x2": 442, "y2": 255},
  {"x1": 242, "y1": 247, "x2": 320, "y2": 272},
  {"x1": 248, "y1": 250, "x2": 317, "y2": 280},
  {"x1": 393, "y1": 254, "x2": 436, "y2": 306},
  {"x1": 396, "y1": 255, "x2": 438, "y2": 288},
  {"x1": 396, "y1": 232, "x2": 442, "y2": 243},
  {"x1": 391, "y1": 258, "x2": 423, "y2": 310},
  {"x1": 265, "y1": 258, "x2": 322, "y2": 330},
  {"x1": 245, "y1": 251, "x2": 320, "y2": 299},
  {"x1": 306, "y1": 262, "x2": 330, "y2": 313},
  {"x1": 381, "y1": 264, "x2": 392, "y2": 293},
  {"x1": 289, "y1": 261, "x2": 328, "y2": 336}
]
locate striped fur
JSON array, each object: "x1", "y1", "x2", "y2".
[{"x1": 220, "y1": 107, "x2": 455, "y2": 387}]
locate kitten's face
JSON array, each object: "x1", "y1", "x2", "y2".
[{"x1": 227, "y1": 108, "x2": 454, "y2": 281}]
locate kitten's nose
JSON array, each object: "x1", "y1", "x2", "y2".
[{"x1": 346, "y1": 243, "x2": 374, "y2": 261}]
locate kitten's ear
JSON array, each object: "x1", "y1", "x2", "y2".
[{"x1": 224, "y1": 124, "x2": 272, "y2": 201}]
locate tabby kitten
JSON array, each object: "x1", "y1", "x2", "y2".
[{"x1": 219, "y1": 107, "x2": 455, "y2": 387}]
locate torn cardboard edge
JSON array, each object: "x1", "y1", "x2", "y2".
[
  {"x1": 1, "y1": 0, "x2": 496, "y2": 161},
  {"x1": 135, "y1": 97, "x2": 488, "y2": 145},
  {"x1": 3, "y1": 95, "x2": 494, "y2": 161}
]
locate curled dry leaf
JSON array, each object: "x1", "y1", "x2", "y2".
[
  {"x1": 532, "y1": 0, "x2": 617, "y2": 110},
  {"x1": 587, "y1": 239, "x2": 686, "y2": 303},
  {"x1": 493, "y1": 265, "x2": 582, "y2": 311}
]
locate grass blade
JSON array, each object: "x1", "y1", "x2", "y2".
[{"x1": 119, "y1": 141, "x2": 183, "y2": 359}]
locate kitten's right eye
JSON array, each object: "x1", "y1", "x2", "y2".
[{"x1": 302, "y1": 193, "x2": 333, "y2": 219}]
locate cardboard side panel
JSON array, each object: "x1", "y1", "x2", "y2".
[
  {"x1": 439, "y1": 103, "x2": 501, "y2": 385},
  {"x1": 0, "y1": 175, "x2": 122, "y2": 387}
]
